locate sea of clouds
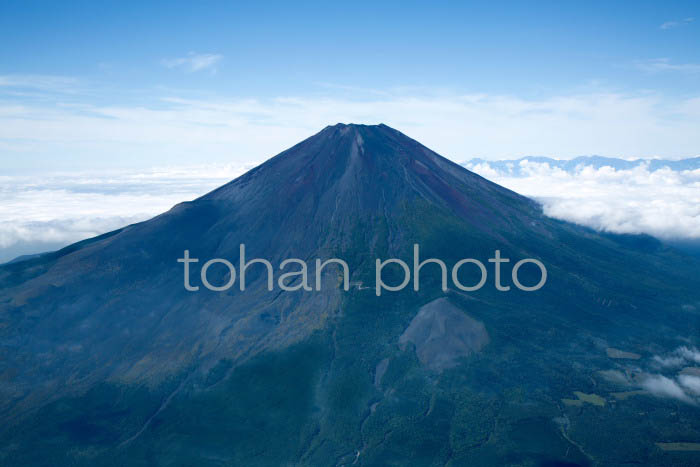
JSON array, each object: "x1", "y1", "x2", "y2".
[
  {"x1": 0, "y1": 158, "x2": 699, "y2": 263},
  {"x1": 464, "y1": 158, "x2": 700, "y2": 242},
  {"x1": 0, "y1": 165, "x2": 249, "y2": 262}
]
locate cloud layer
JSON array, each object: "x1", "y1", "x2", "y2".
[
  {"x1": 464, "y1": 159, "x2": 700, "y2": 240},
  {"x1": 0, "y1": 165, "x2": 248, "y2": 262},
  {"x1": 2, "y1": 157, "x2": 698, "y2": 263}
]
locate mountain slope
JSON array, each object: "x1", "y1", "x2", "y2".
[{"x1": 1, "y1": 124, "x2": 699, "y2": 466}]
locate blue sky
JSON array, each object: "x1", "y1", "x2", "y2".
[{"x1": 1, "y1": 1, "x2": 699, "y2": 169}]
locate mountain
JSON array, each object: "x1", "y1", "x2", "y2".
[
  {"x1": 463, "y1": 155, "x2": 700, "y2": 176},
  {"x1": 1, "y1": 124, "x2": 699, "y2": 466},
  {"x1": 2, "y1": 252, "x2": 46, "y2": 265}
]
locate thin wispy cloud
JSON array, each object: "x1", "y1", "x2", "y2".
[
  {"x1": 161, "y1": 52, "x2": 223, "y2": 72},
  {"x1": 634, "y1": 58, "x2": 700, "y2": 74},
  {"x1": 660, "y1": 17, "x2": 694, "y2": 30},
  {"x1": 2, "y1": 89, "x2": 700, "y2": 167},
  {"x1": 0, "y1": 74, "x2": 79, "y2": 93}
]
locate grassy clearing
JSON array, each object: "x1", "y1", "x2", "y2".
[
  {"x1": 656, "y1": 442, "x2": 700, "y2": 451},
  {"x1": 610, "y1": 391, "x2": 645, "y2": 400},
  {"x1": 563, "y1": 391, "x2": 606, "y2": 407},
  {"x1": 606, "y1": 348, "x2": 641, "y2": 360}
]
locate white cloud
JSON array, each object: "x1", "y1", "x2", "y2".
[
  {"x1": 599, "y1": 345, "x2": 700, "y2": 405},
  {"x1": 2, "y1": 158, "x2": 698, "y2": 263},
  {"x1": 641, "y1": 374, "x2": 694, "y2": 404},
  {"x1": 161, "y1": 52, "x2": 223, "y2": 72},
  {"x1": 653, "y1": 355, "x2": 688, "y2": 368},
  {"x1": 650, "y1": 346, "x2": 700, "y2": 369},
  {"x1": 677, "y1": 346, "x2": 700, "y2": 364},
  {"x1": 0, "y1": 165, "x2": 250, "y2": 262},
  {"x1": 465, "y1": 161, "x2": 700, "y2": 240},
  {"x1": 679, "y1": 375, "x2": 700, "y2": 395}
]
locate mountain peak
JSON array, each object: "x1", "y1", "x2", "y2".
[
  {"x1": 318, "y1": 122, "x2": 395, "y2": 140},
  {"x1": 201, "y1": 124, "x2": 536, "y2": 244},
  {"x1": 323, "y1": 122, "x2": 388, "y2": 130}
]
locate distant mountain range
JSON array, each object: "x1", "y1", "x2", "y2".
[
  {"x1": 463, "y1": 155, "x2": 700, "y2": 175},
  {"x1": 1, "y1": 125, "x2": 699, "y2": 466}
]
